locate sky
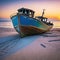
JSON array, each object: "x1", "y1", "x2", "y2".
[
  {"x1": 0, "y1": 0, "x2": 60, "y2": 28},
  {"x1": 0, "y1": 0, "x2": 60, "y2": 20}
]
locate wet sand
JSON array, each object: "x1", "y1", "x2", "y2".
[{"x1": 0, "y1": 28, "x2": 60, "y2": 60}]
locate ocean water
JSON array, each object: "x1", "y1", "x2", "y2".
[
  {"x1": 0, "y1": 19, "x2": 13, "y2": 28},
  {"x1": 0, "y1": 22, "x2": 13, "y2": 28},
  {"x1": 0, "y1": 19, "x2": 60, "y2": 60},
  {"x1": 0, "y1": 18, "x2": 60, "y2": 28}
]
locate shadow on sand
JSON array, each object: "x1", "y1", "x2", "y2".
[{"x1": 0, "y1": 34, "x2": 40, "y2": 59}]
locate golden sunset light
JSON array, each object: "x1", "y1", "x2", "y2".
[
  {"x1": 0, "y1": 0, "x2": 60, "y2": 28},
  {"x1": 0, "y1": 0, "x2": 60, "y2": 20}
]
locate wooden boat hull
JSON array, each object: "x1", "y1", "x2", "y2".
[
  {"x1": 19, "y1": 25, "x2": 52, "y2": 37},
  {"x1": 11, "y1": 14, "x2": 53, "y2": 37}
]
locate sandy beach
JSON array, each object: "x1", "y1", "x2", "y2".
[
  {"x1": 0, "y1": 27, "x2": 60, "y2": 60},
  {"x1": 0, "y1": 0, "x2": 60, "y2": 60}
]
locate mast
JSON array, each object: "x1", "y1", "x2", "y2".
[{"x1": 42, "y1": 9, "x2": 45, "y2": 17}]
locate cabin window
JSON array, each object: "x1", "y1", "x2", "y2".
[
  {"x1": 45, "y1": 19, "x2": 47, "y2": 21},
  {"x1": 43, "y1": 19, "x2": 45, "y2": 21},
  {"x1": 29, "y1": 12, "x2": 31, "y2": 14},
  {"x1": 23, "y1": 10, "x2": 25, "y2": 14},
  {"x1": 25, "y1": 11, "x2": 27, "y2": 14},
  {"x1": 18, "y1": 10, "x2": 23, "y2": 14}
]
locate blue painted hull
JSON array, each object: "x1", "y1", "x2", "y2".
[{"x1": 11, "y1": 15, "x2": 53, "y2": 37}]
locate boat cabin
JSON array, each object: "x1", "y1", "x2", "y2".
[
  {"x1": 18, "y1": 8, "x2": 35, "y2": 17},
  {"x1": 36, "y1": 16, "x2": 53, "y2": 25}
]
